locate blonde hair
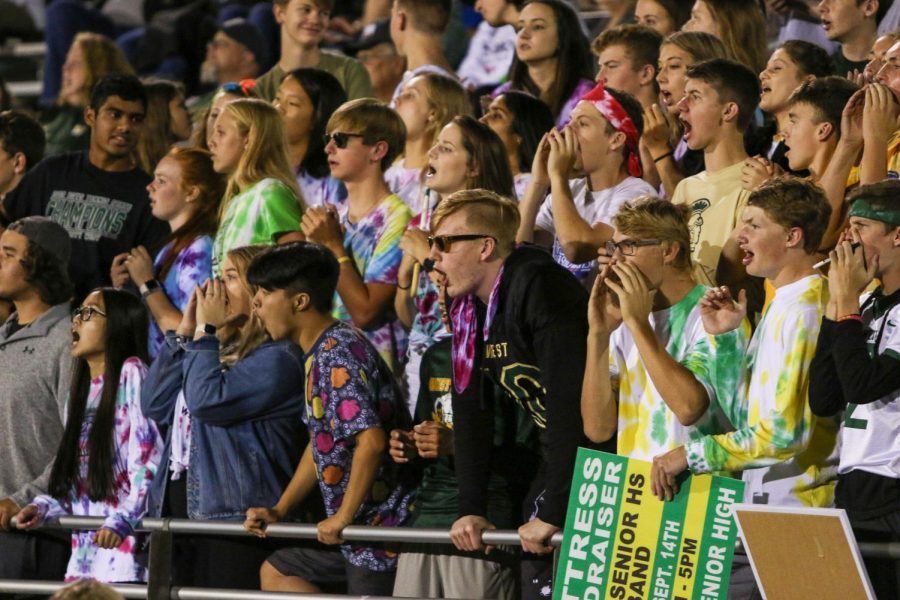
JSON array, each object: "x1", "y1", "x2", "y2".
[
  {"x1": 50, "y1": 580, "x2": 124, "y2": 600},
  {"x1": 192, "y1": 85, "x2": 259, "y2": 150},
  {"x1": 61, "y1": 32, "x2": 134, "y2": 106},
  {"x1": 431, "y1": 188, "x2": 520, "y2": 256},
  {"x1": 662, "y1": 30, "x2": 727, "y2": 64},
  {"x1": 326, "y1": 98, "x2": 407, "y2": 171},
  {"x1": 411, "y1": 72, "x2": 471, "y2": 149},
  {"x1": 612, "y1": 195, "x2": 693, "y2": 272},
  {"x1": 220, "y1": 244, "x2": 270, "y2": 365},
  {"x1": 219, "y1": 98, "x2": 303, "y2": 222}
]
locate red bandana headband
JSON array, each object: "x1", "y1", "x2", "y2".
[{"x1": 581, "y1": 82, "x2": 643, "y2": 178}]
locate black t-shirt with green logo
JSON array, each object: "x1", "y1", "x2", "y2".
[{"x1": 4, "y1": 151, "x2": 168, "y2": 301}]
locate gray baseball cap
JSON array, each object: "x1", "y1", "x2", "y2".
[{"x1": 8, "y1": 216, "x2": 71, "y2": 265}]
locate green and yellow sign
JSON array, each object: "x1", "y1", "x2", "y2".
[{"x1": 555, "y1": 449, "x2": 745, "y2": 600}]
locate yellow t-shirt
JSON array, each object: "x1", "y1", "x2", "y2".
[
  {"x1": 845, "y1": 128, "x2": 900, "y2": 188},
  {"x1": 672, "y1": 161, "x2": 750, "y2": 287}
]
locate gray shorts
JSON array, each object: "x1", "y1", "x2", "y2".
[
  {"x1": 392, "y1": 546, "x2": 518, "y2": 599},
  {"x1": 265, "y1": 546, "x2": 395, "y2": 596}
]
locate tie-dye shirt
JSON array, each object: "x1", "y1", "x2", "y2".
[
  {"x1": 686, "y1": 275, "x2": 840, "y2": 507},
  {"x1": 149, "y1": 236, "x2": 213, "y2": 358},
  {"x1": 30, "y1": 358, "x2": 162, "y2": 582},
  {"x1": 384, "y1": 159, "x2": 425, "y2": 212},
  {"x1": 297, "y1": 170, "x2": 347, "y2": 210},
  {"x1": 212, "y1": 178, "x2": 303, "y2": 275},
  {"x1": 303, "y1": 322, "x2": 414, "y2": 572},
  {"x1": 611, "y1": 284, "x2": 747, "y2": 461},
  {"x1": 332, "y1": 194, "x2": 413, "y2": 372}
]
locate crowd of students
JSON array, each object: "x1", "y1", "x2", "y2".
[{"x1": 0, "y1": 0, "x2": 898, "y2": 598}]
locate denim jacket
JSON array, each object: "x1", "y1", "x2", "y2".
[{"x1": 142, "y1": 333, "x2": 305, "y2": 520}]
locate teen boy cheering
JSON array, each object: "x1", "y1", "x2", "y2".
[
  {"x1": 431, "y1": 188, "x2": 591, "y2": 599},
  {"x1": 670, "y1": 59, "x2": 760, "y2": 301},
  {"x1": 244, "y1": 241, "x2": 413, "y2": 596},
  {"x1": 580, "y1": 197, "x2": 746, "y2": 460},
  {"x1": 809, "y1": 181, "x2": 900, "y2": 600},
  {"x1": 651, "y1": 178, "x2": 839, "y2": 508}
]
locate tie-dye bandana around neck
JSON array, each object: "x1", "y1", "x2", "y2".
[
  {"x1": 581, "y1": 81, "x2": 643, "y2": 178},
  {"x1": 450, "y1": 266, "x2": 504, "y2": 393}
]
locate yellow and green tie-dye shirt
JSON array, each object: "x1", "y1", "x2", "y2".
[
  {"x1": 612, "y1": 284, "x2": 748, "y2": 461},
  {"x1": 685, "y1": 275, "x2": 840, "y2": 507}
]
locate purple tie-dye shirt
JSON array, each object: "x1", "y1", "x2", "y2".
[
  {"x1": 30, "y1": 358, "x2": 162, "y2": 582},
  {"x1": 149, "y1": 236, "x2": 213, "y2": 358}
]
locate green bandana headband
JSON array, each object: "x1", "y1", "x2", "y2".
[{"x1": 848, "y1": 198, "x2": 900, "y2": 226}]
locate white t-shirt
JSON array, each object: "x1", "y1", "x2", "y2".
[
  {"x1": 838, "y1": 295, "x2": 900, "y2": 479},
  {"x1": 456, "y1": 22, "x2": 517, "y2": 89},
  {"x1": 535, "y1": 176, "x2": 657, "y2": 279}
]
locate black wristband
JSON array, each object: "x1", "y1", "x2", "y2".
[
  {"x1": 140, "y1": 279, "x2": 162, "y2": 298},
  {"x1": 653, "y1": 150, "x2": 675, "y2": 164}
]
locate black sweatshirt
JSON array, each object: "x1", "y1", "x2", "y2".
[
  {"x1": 452, "y1": 245, "x2": 591, "y2": 527},
  {"x1": 809, "y1": 288, "x2": 900, "y2": 518}
]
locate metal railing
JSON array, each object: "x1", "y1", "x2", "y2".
[{"x1": 2, "y1": 516, "x2": 898, "y2": 599}]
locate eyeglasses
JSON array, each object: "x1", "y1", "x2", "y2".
[
  {"x1": 222, "y1": 80, "x2": 257, "y2": 97},
  {"x1": 605, "y1": 238, "x2": 662, "y2": 256},
  {"x1": 427, "y1": 234, "x2": 496, "y2": 252},
  {"x1": 72, "y1": 305, "x2": 107, "y2": 322},
  {"x1": 323, "y1": 132, "x2": 365, "y2": 149}
]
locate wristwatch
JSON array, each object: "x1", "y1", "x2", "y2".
[
  {"x1": 195, "y1": 323, "x2": 218, "y2": 337},
  {"x1": 139, "y1": 279, "x2": 162, "y2": 298}
]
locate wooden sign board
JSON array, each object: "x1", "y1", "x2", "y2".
[{"x1": 733, "y1": 504, "x2": 874, "y2": 600}]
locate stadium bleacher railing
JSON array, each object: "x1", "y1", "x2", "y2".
[{"x1": 1, "y1": 515, "x2": 898, "y2": 599}]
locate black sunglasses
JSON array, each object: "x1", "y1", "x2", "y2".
[
  {"x1": 323, "y1": 132, "x2": 365, "y2": 149},
  {"x1": 427, "y1": 234, "x2": 496, "y2": 252}
]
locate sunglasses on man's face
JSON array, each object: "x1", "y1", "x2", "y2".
[
  {"x1": 323, "y1": 132, "x2": 365, "y2": 149},
  {"x1": 427, "y1": 233, "x2": 496, "y2": 252}
]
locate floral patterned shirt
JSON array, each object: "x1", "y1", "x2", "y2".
[
  {"x1": 332, "y1": 194, "x2": 412, "y2": 372},
  {"x1": 30, "y1": 358, "x2": 162, "y2": 582},
  {"x1": 303, "y1": 322, "x2": 414, "y2": 571},
  {"x1": 149, "y1": 236, "x2": 213, "y2": 358}
]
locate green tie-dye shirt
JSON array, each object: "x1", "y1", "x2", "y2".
[
  {"x1": 611, "y1": 284, "x2": 748, "y2": 461},
  {"x1": 212, "y1": 178, "x2": 303, "y2": 275}
]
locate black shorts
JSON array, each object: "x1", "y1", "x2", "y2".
[{"x1": 266, "y1": 546, "x2": 396, "y2": 596}]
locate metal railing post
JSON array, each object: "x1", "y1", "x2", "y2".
[{"x1": 146, "y1": 518, "x2": 172, "y2": 600}]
